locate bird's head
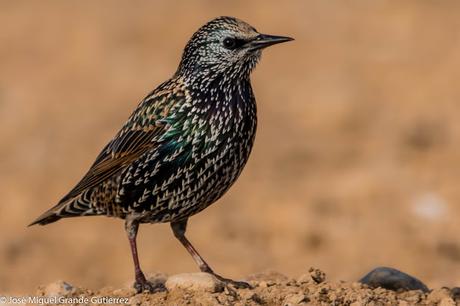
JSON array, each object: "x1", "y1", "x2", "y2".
[{"x1": 176, "y1": 16, "x2": 293, "y2": 83}]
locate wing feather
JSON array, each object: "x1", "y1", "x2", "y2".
[{"x1": 58, "y1": 83, "x2": 183, "y2": 204}]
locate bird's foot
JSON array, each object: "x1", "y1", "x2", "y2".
[
  {"x1": 209, "y1": 273, "x2": 252, "y2": 289},
  {"x1": 134, "y1": 274, "x2": 166, "y2": 294}
]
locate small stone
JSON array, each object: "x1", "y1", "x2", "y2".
[
  {"x1": 43, "y1": 280, "x2": 74, "y2": 297},
  {"x1": 297, "y1": 268, "x2": 326, "y2": 285},
  {"x1": 309, "y1": 267, "x2": 326, "y2": 284},
  {"x1": 451, "y1": 287, "x2": 460, "y2": 301},
  {"x1": 241, "y1": 291, "x2": 255, "y2": 300},
  {"x1": 165, "y1": 272, "x2": 224, "y2": 293},
  {"x1": 297, "y1": 274, "x2": 311, "y2": 284},
  {"x1": 284, "y1": 293, "x2": 309, "y2": 305}
]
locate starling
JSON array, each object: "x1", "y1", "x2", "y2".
[{"x1": 30, "y1": 16, "x2": 293, "y2": 293}]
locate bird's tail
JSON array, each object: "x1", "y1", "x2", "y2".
[
  {"x1": 28, "y1": 194, "x2": 93, "y2": 226},
  {"x1": 28, "y1": 210, "x2": 63, "y2": 226}
]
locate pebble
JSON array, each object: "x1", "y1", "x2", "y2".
[
  {"x1": 284, "y1": 293, "x2": 309, "y2": 306},
  {"x1": 165, "y1": 272, "x2": 224, "y2": 293},
  {"x1": 359, "y1": 266, "x2": 429, "y2": 292},
  {"x1": 451, "y1": 287, "x2": 460, "y2": 300},
  {"x1": 297, "y1": 267, "x2": 326, "y2": 284},
  {"x1": 309, "y1": 267, "x2": 326, "y2": 284}
]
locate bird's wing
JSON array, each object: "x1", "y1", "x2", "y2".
[
  {"x1": 58, "y1": 83, "x2": 185, "y2": 204},
  {"x1": 29, "y1": 81, "x2": 189, "y2": 226}
]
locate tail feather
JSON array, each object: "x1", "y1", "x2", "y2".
[
  {"x1": 28, "y1": 200, "x2": 67, "y2": 226},
  {"x1": 29, "y1": 194, "x2": 93, "y2": 226},
  {"x1": 28, "y1": 212, "x2": 62, "y2": 226}
]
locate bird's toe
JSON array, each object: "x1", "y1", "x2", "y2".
[
  {"x1": 210, "y1": 273, "x2": 252, "y2": 289},
  {"x1": 229, "y1": 279, "x2": 252, "y2": 289},
  {"x1": 134, "y1": 280, "x2": 167, "y2": 294}
]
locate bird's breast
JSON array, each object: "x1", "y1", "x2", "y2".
[
  {"x1": 120, "y1": 82, "x2": 257, "y2": 222},
  {"x1": 171, "y1": 83, "x2": 257, "y2": 209}
]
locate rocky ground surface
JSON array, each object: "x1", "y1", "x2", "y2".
[{"x1": 35, "y1": 269, "x2": 460, "y2": 306}]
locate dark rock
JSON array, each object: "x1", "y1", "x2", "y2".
[
  {"x1": 359, "y1": 267, "x2": 429, "y2": 292},
  {"x1": 450, "y1": 287, "x2": 460, "y2": 301}
]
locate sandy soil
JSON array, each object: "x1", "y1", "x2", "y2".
[
  {"x1": 33, "y1": 270, "x2": 459, "y2": 306},
  {"x1": 1, "y1": 0, "x2": 460, "y2": 298}
]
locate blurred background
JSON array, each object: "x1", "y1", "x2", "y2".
[{"x1": 1, "y1": 0, "x2": 460, "y2": 294}]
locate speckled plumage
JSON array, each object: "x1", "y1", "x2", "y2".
[{"x1": 31, "y1": 16, "x2": 292, "y2": 293}]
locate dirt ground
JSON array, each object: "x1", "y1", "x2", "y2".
[
  {"x1": 1, "y1": 0, "x2": 460, "y2": 300},
  {"x1": 34, "y1": 269, "x2": 459, "y2": 305}
]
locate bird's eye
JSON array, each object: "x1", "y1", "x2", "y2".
[{"x1": 223, "y1": 37, "x2": 237, "y2": 50}]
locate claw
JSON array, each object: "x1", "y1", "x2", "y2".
[
  {"x1": 134, "y1": 280, "x2": 166, "y2": 294},
  {"x1": 227, "y1": 279, "x2": 252, "y2": 289},
  {"x1": 211, "y1": 273, "x2": 252, "y2": 289}
]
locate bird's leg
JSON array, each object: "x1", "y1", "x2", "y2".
[
  {"x1": 170, "y1": 219, "x2": 251, "y2": 289},
  {"x1": 125, "y1": 218, "x2": 166, "y2": 293}
]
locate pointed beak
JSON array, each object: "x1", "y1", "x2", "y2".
[{"x1": 247, "y1": 34, "x2": 294, "y2": 51}]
